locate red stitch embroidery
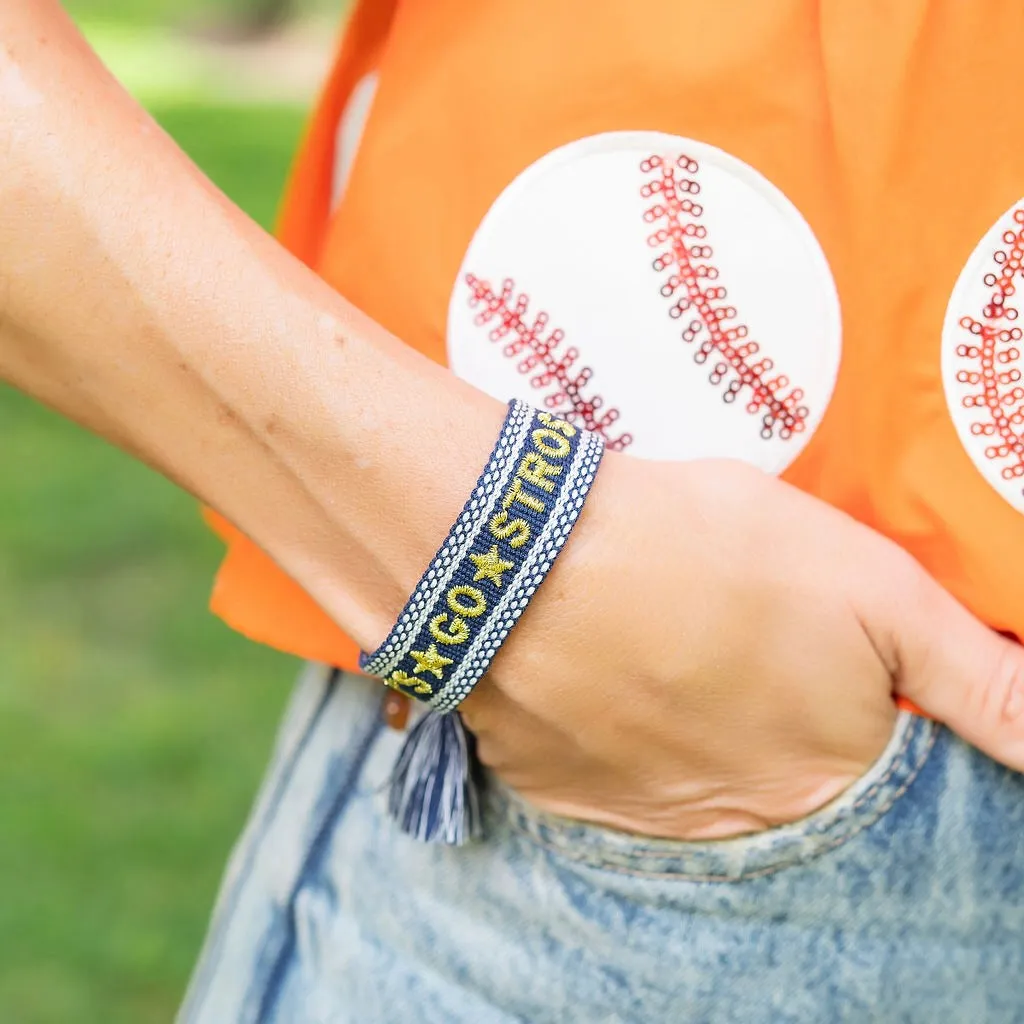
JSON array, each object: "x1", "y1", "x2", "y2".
[
  {"x1": 464, "y1": 273, "x2": 633, "y2": 450},
  {"x1": 642, "y1": 154, "x2": 809, "y2": 440},
  {"x1": 955, "y1": 208, "x2": 1024, "y2": 491}
]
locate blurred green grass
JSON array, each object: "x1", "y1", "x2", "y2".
[
  {"x1": 65, "y1": 0, "x2": 334, "y2": 28},
  {"x1": 62, "y1": 0, "x2": 194, "y2": 24},
  {"x1": 0, "y1": 91, "x2": 310, "y2": 1024}
]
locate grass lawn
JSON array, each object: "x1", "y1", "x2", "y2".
[{"x1": 0, "y1": 101, "x2": 308, "y2": 1023}]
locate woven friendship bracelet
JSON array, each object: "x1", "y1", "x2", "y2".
[{"x1": 360, "y1": 399, "x2": 605, "y2": 712}]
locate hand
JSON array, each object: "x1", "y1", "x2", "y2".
[{"x1": 459, "y1": 456, "x2": 1024, "y2": 840}]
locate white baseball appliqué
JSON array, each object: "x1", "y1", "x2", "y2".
[
  {"x1": 446, "y1": 131, "x2": 842, "y2": 470},
  {"x1": 331, "y1": 71, "x2": 379, "y2": 211},
  {"x1": 942, "y1": 202, "x2": 1024, "y2": 514}
]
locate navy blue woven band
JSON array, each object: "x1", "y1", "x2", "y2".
[{"x1": 360, "y1": 399, "x2": 604, "y2": 710}]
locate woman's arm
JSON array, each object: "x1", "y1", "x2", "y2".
[
  {"x1": 2, "y1": 2, "x2": 1021, "y2": 839},
  {"x1": 0, "y1": 2, "x2": 508, "y2": 650}
]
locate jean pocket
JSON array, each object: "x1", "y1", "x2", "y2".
[{"x1": 488, "y1": 710, "x2": 938, "y2": 882}]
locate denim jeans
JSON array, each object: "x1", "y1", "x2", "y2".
[{"x1": 178, "y1": 663, "x2": 1024, "y2": 1023}]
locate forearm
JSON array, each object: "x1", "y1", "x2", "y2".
[{"x1": 0, "y1": 2, "x2": 507, "y2": 648}]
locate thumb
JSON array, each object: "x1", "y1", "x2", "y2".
[{"x1": 885, "y1": 564, "x2": 1024, "y2": 772}]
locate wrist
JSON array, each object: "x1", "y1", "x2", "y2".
[
  {"x1": 360, "y1": 401, "x2": 605, "y2": 703},
  {"x1": 249, "y1": 321, "x2": 510, "y2": 649}
]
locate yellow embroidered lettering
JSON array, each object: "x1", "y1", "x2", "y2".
[
  {"x1": 516, "y1": 451, "x2": 562, "y2": 492},
  {"x1": 387, "y1": 670, "x2": 433, "y2": 696},
  {"x1": 447, "y1": 585, "x2": 486, "y2": 618},
  {"x1": 429, "y1": 613, "x2": 469, "y2": 646},
  {"x1": 537, "y1": 412, "x2": 577, "y2": 438},
  {"x1": 489, "y1": 512, "x2": 531, "y2": 548},
  {"x1": 531, "y1": 428, "x2": 572, "y2": 458},
  {"x1": 501, "y1": 477, "x2": 546, "y2": 514}
]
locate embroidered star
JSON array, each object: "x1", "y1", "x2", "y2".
[
  {"x1": 469, "y1": 545, "x2": 516, "y2": 587},
  {"x1": 386, "y1": 670, "x2": 432, "y2": 696},
  {"x1": 409, "y1": 644, "x2": 453, "y2": 680}
]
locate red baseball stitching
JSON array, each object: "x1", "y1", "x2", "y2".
[
  {"x1": 642, "y1": 154, "x2": 810, "y2": 441},
  {"x1": 955, "y1": 208, "x2": 1024, "y2": 492},
  {"x1": 463, "y1": 273, "x2": 633, "y2": 450}
]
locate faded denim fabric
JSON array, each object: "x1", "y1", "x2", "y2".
[{"x1": 179, "y1": 664, "x2": 1024, "y2": 1024}]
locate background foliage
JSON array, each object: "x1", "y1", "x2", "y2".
[{"x1": 0, "y1": 3, "x2": 341, "y2": 1020}]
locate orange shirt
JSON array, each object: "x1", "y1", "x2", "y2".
[{"x1": 208, "y1": 0, "x2": 1024, "y2": 672}]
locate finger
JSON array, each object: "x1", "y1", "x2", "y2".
[{"x1": 886, "y1": 562, "x2": 1024, "y2": 771}]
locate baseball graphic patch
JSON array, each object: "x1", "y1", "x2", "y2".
[
  {"x1": 447, "y1": 131, "x2": 842, "y2": 472},
  {"x1": 943, "y1": 202, "x2": 1024, "y2": 514}
]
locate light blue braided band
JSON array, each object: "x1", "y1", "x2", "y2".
[{"x1": 360, "y1": 399, "x2": 605, "y2": 710}]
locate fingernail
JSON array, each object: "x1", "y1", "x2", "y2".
[{"x1": 1004, "y1": 682, "x2": 1024, "y2": 722}]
